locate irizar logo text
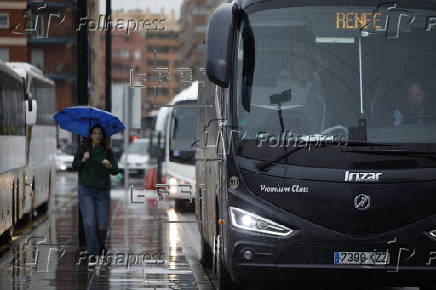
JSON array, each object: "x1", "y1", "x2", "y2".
[{"x1": 345, "y1": 171, "x2": 382, "y2": 182}]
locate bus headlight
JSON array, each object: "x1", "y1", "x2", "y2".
[
  {"x1": 168, "y1": 177, "x2": 178, "y2": 194},
  {"x1": 169, "y1": 186, "x2": 178, "y2": 194},
  {"x1": 229, "y1": 207, "x2": 293, "y2": 237},
  {"x1": 168, "y1": 177, "x2": 178, "y2": 186}
]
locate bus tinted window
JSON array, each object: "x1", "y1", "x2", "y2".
[
  {"x1": 0, "y1": 81, "x2": 25, "y2": 136},
  {"x1": 32, "y1": 81, "x2": 56, "y2": 125},
  {"x1": 236, "y1": 6, "x2": 436, "y2": 144},
  {"x1": 169, "y1": 101, "x2": 197, "y2": 163}
]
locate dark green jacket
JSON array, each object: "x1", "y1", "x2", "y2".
[{"x1": 72, "y1": 146, "x2": 118, "y2": 189}]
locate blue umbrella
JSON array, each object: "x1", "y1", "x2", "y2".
[{"x1": 53, "y1": 106, "x2": 125, "y2": 137}]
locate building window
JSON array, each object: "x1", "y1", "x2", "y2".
[
  {"x1": 120, "y1": 48, "x2": 129, "y2": 59},
  {"x1": 147, "y1": 59, "x2": 169, "y2": 67},
  {"x1": 134, "y1": 50, "x2": 141, "y2": 60},
  {"x1": 0, "y1": 48, "x2": 9, "y2": 62},
  {"x1": 30, "y1": 13, "x2": 45, "y2": 37},
  {"x1": 31, "y1": 49, "x2": 44, "y2": 70},
  {"x1": 0, "y1": 13, "x2": 9, "y2": 29},
  {"x1": 113, "y1": 64, "x2": 131, "y2": 72},
  {"x1": 147, "y1": 46, "x2": 170, "y2": 53},
  {"x1": 146, "y1": 87, "x2": 169, "y2": 96},
  {"x1": 147, "y1": 31, "x2": 178, "y2": 39}
]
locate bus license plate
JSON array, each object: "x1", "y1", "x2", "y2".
[{"x1": 334, "y1": 252, "x2": 389, "y2": 265}]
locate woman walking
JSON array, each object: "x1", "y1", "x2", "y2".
[{"x1": 72, "y1": 124, "x2": 118, "y2": 266}]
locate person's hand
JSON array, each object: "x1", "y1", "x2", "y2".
[
  {"x1": 82, "y1": 151, "x2": 90, "y2": 163},
  {"x1": 102, "y1": 159, "x2": 112, "y2": 169}
]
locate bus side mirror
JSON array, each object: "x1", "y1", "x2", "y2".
[
  {"x1": 26, "y1": 98, "x2": 37, "y2": 125},
  {"x1": 205, "y1": 3, "x2": 236, "y2": 88}
]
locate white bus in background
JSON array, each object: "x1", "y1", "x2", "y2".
[
  {"x1": 149, "y1": 82, "x2": 199, "y2": 212},
  {"x1": 7, "y1": 62, "x2": 56, "y2": 228},
  {"x1": 146, "y1": 103, "x2": 170, "y2": 189},
  {"x1": 0, "y1": 61, "x2": 56, "y2": 240},
  {"x1": 0, "y1": 61, "x2": 28, "y2": 239},
  {"x1": 165, "y1": 82, "x2": 199, "y2": 212}
]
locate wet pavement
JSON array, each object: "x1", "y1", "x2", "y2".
[
  {"x1": 0, "y1": 172, "x2": 421, "y2": 290},
  {"x1": 0, "y1": 172, "x2": 213, "y2": 290}
]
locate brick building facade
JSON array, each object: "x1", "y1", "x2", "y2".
[
  {"x1": 0, "y1": 1, "x2": 28, "y2": 62},
  {"x1": 179, "y1": 0, "x2": 224, "y2": 79},
  {"x1": 96, "y1": 9, "x2": 181, "y2": 117}
]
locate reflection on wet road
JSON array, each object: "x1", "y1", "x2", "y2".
[
  {"x1": 0, "y1": 172, "x2": 421, "y2": 290},
  {"x1": 0, "y1": 173, "x2": 213, "y2": 290},
  {"x1": 53, "y1": 172, "x2": 78, "y2": 207}
]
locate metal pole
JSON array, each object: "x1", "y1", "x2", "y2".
[
  {"x1": 105, "y1": 0, "x2": 113, "y2": 253},
  {"x1": 122, "y1": 86, "x2": 128, "y2": 254},
  {"x1": 76, "y1": 0, "x2": 89, "y2": 248},
  {"x1": 77, "y1": 0, "x2": 89, "y2": 105},
  {"x1": 123, "y1": 86, "x2": 130, "y2": 189},
  {"x1": 123, "y1": 85, "x2": 130, "y2": 252},
  {"x1": 106, "y1": 0, "x2": 112, "y2": 111},
  {"x1": 358, "y1": 30, "x2": 364, "y2": 115},
  {"x1": 157, "y1": 132, "x2": 162, "y2": 184}
]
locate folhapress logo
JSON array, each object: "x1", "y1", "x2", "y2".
[{"x1": 345, "y1": 171, "x2": 382, "y2": 182}]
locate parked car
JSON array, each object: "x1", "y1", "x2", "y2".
[
  {"x1": 55, "y1": 149, "x2": 74, "y2": 171},
  {"x1": 111, "y1": 139, "x2": 124, "y2": 162},
  {"x1": 59, "y1": 143, "x2": 78, "y2": 156},
  {"x1": 119, "y1": 138, "x2": 151, "y2": 176}
]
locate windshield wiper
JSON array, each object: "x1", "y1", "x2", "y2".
[
  {"x1": 344, "y1": 140, "x2": 397, "y2": 147},
  {"x1": 341, "y1": 148, "x2": 436, "y2": 161},
  {"x1": 256, "y1": 140, "x2": 400, "y2": 171},
  {"x1": 257, "y1": 146, "x2": 304, "y2": 171}
]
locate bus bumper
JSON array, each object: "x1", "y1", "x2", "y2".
[
  {"x1": 232, "y1": 265, "x2": 436, "y2": 287},
  {"x1": 225, "y1": 195, "x2": 436, "y2": 287}
]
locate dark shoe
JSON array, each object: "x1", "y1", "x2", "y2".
[
  {"x1": 99, "y1": 247, "x2": 108, "y2": 256},
  {"x1": 88, "y1": 255, "x2": 98, "y2": 268},
  {"x1": 97, "y1": 229, "x2": 107, "y2": 254}
]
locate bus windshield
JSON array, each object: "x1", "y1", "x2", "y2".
[
  {"x1": 169, "y1": 101, "x2": 197, "y2": 163},
  {"x1": 236, "y1": 5, "x2": 436, "y2": 147}
]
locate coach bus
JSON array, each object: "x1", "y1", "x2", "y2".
[
  {"x1": 0, "y1": 62, "x2": 56, "y2": 241},
  {"x1": 164, "y1": 82, "x2": 198, "y2": 212},
  {"x1": 146, "y1": 105, "x2": 170, "y2": 189},
  {"x1": 0, "y1": 61, "x2": 28, "y2": 240},
  {"x1": 196, "y1": 1, "x2": 436, "y2": 289},
  {"x1": 147, "y1": 83, "x2": 199, "y2": 211}
]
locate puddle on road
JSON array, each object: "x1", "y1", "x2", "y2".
[{"x1": 0, "y1": 189, "x2": 204, "y2": 290}]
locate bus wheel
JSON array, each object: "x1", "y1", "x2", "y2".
[
  {"x1": 31, "y1": 178, "x2": 37, "y2": 218},
  {"x1": 200, "y1": 236, "x2": 213, "y2": 268},
  {"x1": 218, "y1": 256, "x2": 236, "y2": 290},
  {"x1": 8, "y1": 225, "x2": 15, "y2": 240},
  {"x1": 10, "y1": 182, "x2": 17, "y2": 237},
  {"x1": 216, "y1": 235, "x2": 237, "y2": 290},
  {"x1": 174, "y1": 199, "x2": 193, "y2": 213},
  {"x1": 0, "y1": 228, "x2": 12, "y2": 244}
]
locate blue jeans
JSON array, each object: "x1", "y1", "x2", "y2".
[{"x1": 78, "y1": 185, "x2": 110, "y2": 255}]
